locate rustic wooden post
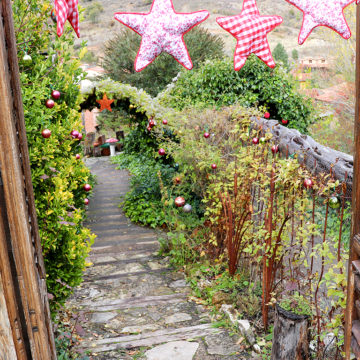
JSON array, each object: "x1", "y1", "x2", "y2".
[
  {"x1": 345, "y1": 3, "x2": 360, "y2": 359},
  {"x1": 271, "y1": 305, "x2": 310, "y2": 360},
  {"x1": 0, "y1": 0, "x2": 56, "y2": 358}
]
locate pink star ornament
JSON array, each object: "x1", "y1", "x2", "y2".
[
  {"x1": 285, "y1": 0, "x2": 356, "y2": 45},
  {"x1": 216, "y1": 0, "x2": 283, "y2": 71},
  {"x1": 55, "y1": 0, "x2": 80, "y2": 38},
  {"x1": 114, "y1": 0, "x2": 209, "y2": 72}
]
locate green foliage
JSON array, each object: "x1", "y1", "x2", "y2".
[
  {"x1": 102, "y1": 27, "x2": 225, "y2": 96},
  {"x1": 13, "y1": 0, "x2": 95, "y2": 311},
  {"x1": 85, "y1": 1, "x2": 103, "y2": 24},
  {"x1": 279, "y1": 292, "x2": 312, "y2": 316},
  {"x1": 273, "y1": 43, "x2": 289, "y2": 68},
  {"x1": 160, "y1": 56, "x2": 314, "y2": 133},
  {"x1": 292, "y1": 49, "x2": 299, "y2": 61}
]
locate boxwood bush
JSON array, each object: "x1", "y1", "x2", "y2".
[{"x1": 14, "y1": 0, "x2": 95, "y2": 312}]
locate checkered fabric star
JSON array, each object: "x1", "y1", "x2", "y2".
[
  {"x1": 55, "y1": 0, "x2": 80, "y2": 38},
  {"x1": 285, "y1": 0, "x2": 355, "y2": 45},
  {"x1": 114, "y1": 0, "x2": 209, "y2": 72},
  {"x1": 216, "y1": 0, "x2": 282, "y2": 71}
]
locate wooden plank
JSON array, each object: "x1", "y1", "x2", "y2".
[
  {"x1": 354, "y1": 235, "x2": 360, "y2": 257},
  {"x1": 0, "y1": 1, "x2": 55, "y2": 358},
  {"x1": 353, "y1": 320, "x2": 360, "y2": 346},
  {"x1": 345, "y1": 4, "x2": 360, "y2": 357},
  {"x1": 0, "y1": 180, "x2": 28, "y2": 359},
  {"x1": 353, "y1": 261, "x2": 360, "y2": 275},
  {"x1": 0, "y1": 273, "x2": 17, "y2": 360},
  {"x1": 356, "y1": 300, "x2": 360, "y2": 320},
  {"x1": 352, "y1": 336, "x2": 360, "y2": 359}
]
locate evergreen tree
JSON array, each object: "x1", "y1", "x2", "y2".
[
  {"x1": 292, "y1": 49, "x2": 299, "y2": 61},
  {"x1": 273, "y1": 43, "x2": 289, "y2": 68},
  {"x1": 102, "y1": 27, "x2": 225, "y2": 96}
]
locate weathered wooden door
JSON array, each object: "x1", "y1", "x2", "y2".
[{"x1": 0, "y1": 0, "x2": 56, "y2": 358}]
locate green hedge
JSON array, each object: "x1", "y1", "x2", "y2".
[{"x1": 14, "y1": 0, "x2": 95, "y2": 311}]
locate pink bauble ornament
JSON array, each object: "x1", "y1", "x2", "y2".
[
  {"x1": 84, "y1": 198, "x2": 89, "y2": 205},
  {"x1": 162, "y1": 119, "x2": 168, "y2": 125},
  {"x1": 271, "y1": 145, "x2": 279, "y2": 154},
  {"x1": 175, "y1": 196, "x2": 186, "y2": 207},
  {"x1": 158, "y1": 148, "x2": 166, "y2": 156},
  {"x1": 211, "y1": 163, "x2": 217, "y2": 170},
  {"x1": 41, "y1": 129, "x2": 51, "y2": 138},
  {"x1": 252, "y1": 137, "x2": 259, "y2": 145},
  {"x1": 77, "y1": 133, "x2": 83, "y2": 140},
  {"x1": 83, "y1": 184, "x2": 92, "y2": 192},
  {"x1": 204, "y1": 132, "x2": 210, "y2": 139},
  {"x1": 304, "y1": 178, "x2": 313, "y2": 189},
  {"x1": 46, "y1": 99, "x2": 55, "y2": 109},
  {"x1": 51, "y1": 90, "x2": 61, "y2": 100},
  {"x1": 149, "y1": 119, "x2": 156, "y2": 128},
  {"x1": 75, "y1": 154, "x2": 81, "y2": 160},
  {"x1": 71, "y1": 130, "x2": 79, "y2": 139},
  {"x1": 264, "y1": 112, "x2": 270, "y2": 119}
]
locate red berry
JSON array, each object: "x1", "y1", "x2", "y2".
[
  {"x1": 252, "y1": 137, "x2": 259, "y2": 145},
  {"x1": 175, "y1": 196, "x2": 186, "y2": 208},
  {"x1": 211, "y1": 164, "x2": 217, "y2": 170},
  {"x1": 204, "y1": 132, "x2": 210, "y2": 139},
  {"x1": 83, "y1": 184, "x2": 91, "y2": 192},
  {"x1": 147, "y1": 126, "x2": 152, "y2": 132},
  {"x1": 282, "y1": 119, "x2": 289, "y2": 125},
  {"x1": 71, "y1": 130, "x2": 79, "y2": 139},
  {"x1": 41, "y1": 129, "x2": 51, "y2": 138},
  {"x1": 264, "y1": 112, "x2": 270, "y2": 119},
  {"x1": 45, "y1": 99, "x2": 55, "y2": 109},
  {"x1": 77, "y1": 133, "x2": 83, "y2": 141},
  {"x1": 75, "y1": 154, "x2": 81, "y2": 160},
  {"x1": 149, "y1": 119, "x2": 156, "y2": 128},
  {"x1": 51, "y1": 90, "x2": 61, "y2": 100},
  {"x1": 304, "y1": 178, "x2": 313, "y2": 189},
  {"x1": 162, "y1": 119, "x2": 168, "y2": 125},
  {"x1": 84, "y1": 198, "x2": 89, "y2": 205},
  {"x1": 271, "y1": 145, "x2": 279, "y2": 154},
  {"x1": 158, "y1": 148, "x2": 166, "y2": 156}
]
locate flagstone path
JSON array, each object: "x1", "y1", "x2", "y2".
[{"x1": 67, "y1": 157, "x2": 252, "y2": 360}]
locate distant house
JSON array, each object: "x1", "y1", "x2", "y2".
[
  {"x1": 299, "y1": 57, "x2": 329, "y2": 70},
  {"x1": 80, "y1": 64, "x2": 107, "y2": 79}
]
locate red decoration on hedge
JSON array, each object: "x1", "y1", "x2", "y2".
[
  {"x1": 46, "y1": 99, "x2": 55, "y2": 109},
  {"x1": 158, "y1": 148, "x2": 166, "y2": 156},
  {"x1": 175, "y1": 196, "x2": 186, "y2": 207},
  {"x1": 51, "y1": 90, "x2": 61, "y2": 100},
  {"x1": 304, "y1": 178, "x2": 314, "y2": 189},
  {"x1": 83, "y1": 184, "x2": 92, "y2": 192},
  {"x1": 97, "y1": 93, "x2": 114, "y2": 112},
  {"x1": 211, "y1": 163, "x2": 217, "y2": 170},
  {"x1": 264, "y1": 112, "x2": 270, "y2": 119},
  {"x1": 41, "y1": 129, "x2": 52, "y2": 139}
]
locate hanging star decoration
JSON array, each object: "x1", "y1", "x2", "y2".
[
  {"x1": 97, "y1": 94, "x2": 114, "y2": 112},
  {"x1": 114, "y1": 0, "x2": 209, "y2": 72},
  {"x1": 55, "y1": 0, "x2": 80, "y2": 38},
  {"x1": 285, "y1": 0, "x2": 355, "y2": 45},
  {"x1": 216, "y1": 0, "x2": 283, "y2": 71}
]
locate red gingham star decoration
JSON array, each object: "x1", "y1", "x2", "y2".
[
  {"x1": 55, "y1": 0, "x2": 80, "y2": 38},
  {"x1": 216, "y1": 0, "x2": 282, "y2": 71},
  {"x1": 114, "y1": 0, "x2": 209, "y2": 72},
  {"x1": 285, "y1": 0, "x2": 355, "y2": 45}
]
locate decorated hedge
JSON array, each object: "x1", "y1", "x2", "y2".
[
  {"x1": 160, "y1": 56, "x2": 314, "y2": 134},
  {"x1": 14, "y1": 0, "x2": 95, "y2": 311}
]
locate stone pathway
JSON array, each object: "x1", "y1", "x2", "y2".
[{"x1": 67, "y1": 157, "x2": 247, "y2": 360}]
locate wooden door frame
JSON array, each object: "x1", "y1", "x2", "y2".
[{"x1": 0, "y1": 0, "x2": 56, "y2": 358}]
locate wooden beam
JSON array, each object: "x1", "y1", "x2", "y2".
[{"x1": 345, "y1": 4, "x2": 360, "y2": 358}]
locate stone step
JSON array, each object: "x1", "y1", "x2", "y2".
[
  {"x1": 80, "y1": 293, "x2": 186, "y2": 311},
  {"x1": 80, "y1": 323, "x2": 220, "y2": 352},
  {"x1": 91, "y1": 234, "x2": 157, "y2": 246}
]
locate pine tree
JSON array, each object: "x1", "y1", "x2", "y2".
[{"x1": 273, "y1": 43, "x2": 289, "y2": 68}]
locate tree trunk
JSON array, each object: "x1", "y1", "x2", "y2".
[{"x1": 271, "y1": 305, "x2": 310, "y2": 360}]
